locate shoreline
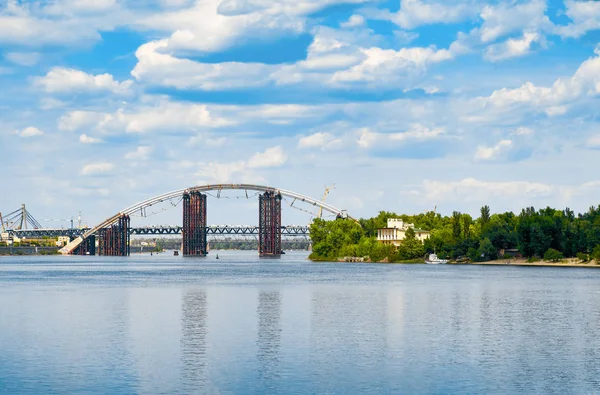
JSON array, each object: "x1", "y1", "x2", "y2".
[{"x1": 452, "y1": 258, "x2": 600, "y2": 268}]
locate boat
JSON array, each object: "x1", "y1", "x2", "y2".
[{"x1": 425, "y1": 253, "x2": 448, "y2": 264}]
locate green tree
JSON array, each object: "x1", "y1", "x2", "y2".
[
  {"x1": 462, "y1": 214, "x2": 472, "y2": 239},
  {"x1": 592, "y1": 245, "x2": 600, "y2": 262},
  {"x1": 480, "y1": 205, "x2": 491, "y2": 231},
  {"x1": 452, "y1": 211, "x2": 462, "y2": 242},
  {"x1": 544, "y1": 248, "x2": 564, "y2": 262},
  {"x1": 477, "y1": 238, "x2": 497, "y2": 261},
  {"x1": 395, "y1": 227, "x2": 424, "y2": 260}
]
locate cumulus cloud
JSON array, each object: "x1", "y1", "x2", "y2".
[
  {"x1": 477, "y1": 47, "x2": 600, "y2": 115},
  {"x1": 474, "y1": 139, "x2": 513, "y2": 161},
  {"x1": 135, "y1": 0, "x2": 373, "y2": 56},
  {"x1": 58, "y1": 100, "x2": 232, "y2": 134},
  {"x1": 132, "y1": 27, "x2": 456, "y2": 91},
  {"x1": 357, "y1": 124, "x2": 444, "y2": 148},
  {"x1": 555, "y1": 0, "x2": 600, "y2": 38},
  {"x1": 59, "y1": 111, "x2": 108, "y2": 132},
  {"x1": 16, "y1": 126, "x2": 44, "y2": 137},
  {"x1": 388, "y1": 0, "x2": 479, "y2": 29},
  {"x1": 80, "y1": 162, "x2": 114, "y2": 175},
  {"x1": 247, "y1": 146, "x2": 287, "y2": 168},
  {"x1": 79, "y1": 134, "x2": 102, "y2": 144},
  {"x1": 341, "y1": 14, "x2": 365, "y2": 28},
  {"x1": 5, "y1": 52, "x2": 40, "y2": 66},
  {"x1": 298, "y1": 132, "x2": 341, "y2": 150},
  {"x1": 196, "y1": 146, "x2": 287, "y2": 183},
  {"x1": 448, "y1": 0, "x2": 553, "y2": 60},
  {"x1": 124, "y1": 146, "x2": 153, "y2": 160},
  {"x1": 0, "y1": 0, "x2": 120, "y2": 46},
  {"x1": 34, "y1": 68, "x2": 133, "y2": 94},
  {"x1": 484, "y1": 32, "x2": 541, "y2": 61}
]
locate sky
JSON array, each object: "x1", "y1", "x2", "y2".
[{"x1": 1, "y1": 0, "x2": 600, "y2": 228}]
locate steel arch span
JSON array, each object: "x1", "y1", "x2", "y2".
[{"x1": 60, "y1": 183, "x2": 353, "y2": 254}]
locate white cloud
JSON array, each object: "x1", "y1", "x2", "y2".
[
  {"x1": 133, "y1": 27, "x2": 456, "y2": 91},
  {"x1": 479, "y1": 48, "x2": 600, "y2": 113},
  {"x1": 448, "y1": 0, "x2": 553, "y2": 60},
  {"x1": 389, "y1": 0, "x2": 479, "y2": 29},
  {"x1": 195, "y1": 145, "x2": 287, "y2": 184},
  {"x1": 59, "y1": 100, "x2": 232, "y2": 134},
  {"x1": 512, "y1": 127, "x2": 534, "y2": 136},
  {"x1": 5, "y1": 52, "x2": 41, "y2": 66},
  {"x1": 136, "y1": 0, "x2": 372, "y2": 55},
  {"x1": 0, "y1": 0, "x2": 121, "y2": 46},
  {"x1": 59, "y1": 111, "x2": 108, "y2": 131},
  {"x1": 422, "y1": 178, "x2": 554, "y2": 202},
  {"x1": 330, "y1": 45, "x2": 453, "y2": 85},
  {"x1": 341, "y1": 14, "x2": 365, "y2": 28},
  {"x1": 298, "y1": 132, "x2": 341, "y2": 150},
  {"x1": 16, "y1": 126, "x2": 44, "y2": 137},
  {"x1": 555, "y1": 0, "x2": 600, "y2": 38},
  {"x1": 484, "y1": 32, "x2": 541, "y2": 61},
  {"x1": 80, "y1": 162, "x2": 114, "y2": 175},
  {"x1": 478, "y1": 0, "x2": 551, "y2": 44},
  {"x1": 587, "y1": 134, "x2": 600, "y2": 150},
  {"x1": 124, "y1": 146, "x2": 153, "y2": 160},
  {"x1": 544, "y1": 106, "x2": 567, "y2": 117},
  {"x1": 79, "y1": 134, "x2": 102, "y2": 144},
  {"x1": 247, "y1": 146, "x2": 287, "y2": 169},
  {"x1": 357, "y1": 124, "x2": 444, "y2": 148},
  {"x1": 474, "y1": 139, "x2": 513, "y2": 161},
  {"x1": 34, "y1": 68, "x2": 133, "y2": 94}
]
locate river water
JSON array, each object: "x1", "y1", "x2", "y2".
[{"x1": 1, "y1": 251, "x2": 600, "y2": 394}]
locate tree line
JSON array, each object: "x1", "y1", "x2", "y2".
[{"x1": 309, "y1": 205, "x2": 600, "y2": 263}]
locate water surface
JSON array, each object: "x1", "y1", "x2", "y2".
[{"x1": 1, "y1": 251, "x2": 600, "y2": 394}]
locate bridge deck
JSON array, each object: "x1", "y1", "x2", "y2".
[{"x1": 10, "y1": 226, "x2": 310, "y2": 238}]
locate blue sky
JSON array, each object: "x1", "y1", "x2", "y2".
[{"x1": 1, "y1": 0, "x2": 600, "y2": 227}]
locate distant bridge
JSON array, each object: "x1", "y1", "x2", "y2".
[
  {"x1": 10, "y1": 225, "x2": 310, "y2": 238},
  {"x1": 58, "y1": 183, "x2": 352, "y2": 257}
]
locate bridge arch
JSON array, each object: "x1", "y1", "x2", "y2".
[{"x1": 60, "y1": 183, "x2": 352, "y2": 254}]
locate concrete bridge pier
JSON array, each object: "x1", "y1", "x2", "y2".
[
  {"x1": 258, "y1": 191, "x2": 282, "y2": 258},
  {"x1": 182, "y1": 191, "x2": 207, "y2": 256}
]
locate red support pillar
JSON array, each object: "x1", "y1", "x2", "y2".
[
  {"x1": 98, "y1": 215, "x2": 130, "y2": 256},
  {"x1": 183, "y1": 191, "x2": 207, "y2": 256},
  {"x1": 259, "y1": 191, "x2": 282, "y2": 258}
]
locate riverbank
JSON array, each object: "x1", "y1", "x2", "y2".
[{"x1": 453, "y1": 258, "x2": 600, "y2": 268}]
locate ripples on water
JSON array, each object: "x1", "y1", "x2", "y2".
[{"x1": 1, "y1": 251, "x2": 600, "y2": 394}]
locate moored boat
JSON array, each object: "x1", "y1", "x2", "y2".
[{"x1": 425, "y1": 253, "x2": 448, "y2": 264}]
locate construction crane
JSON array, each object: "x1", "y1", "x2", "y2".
[
  {"x1": 318, "y1": 184, "x2": 335, "y2": 219},
  {"x1": 44, "y1": 212, "x2": 82, "y2": 229},
  {"x1": 423, "y1": 205, "x2": 437, "y2": 214}
]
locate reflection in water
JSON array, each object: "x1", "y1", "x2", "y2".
[
  {"x1": 180, "y1": 290, "x2": 208, "y2": 394},
  {"x1": 6, "y1": 255, "x2": 600, "y2": 393},
  {"x1": 310, "y1": 289, "x2": 387, "y2": 393},
  {"x1": 256, "y1": 291, "x2": 282, "y2": 393}
]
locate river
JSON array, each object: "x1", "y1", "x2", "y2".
[{"x1": 1, "y1": 251, "x2": 600, "y2": 394}]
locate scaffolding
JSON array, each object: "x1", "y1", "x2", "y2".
[
  {"x1": 98, "y1": 215, "x2": 130, "y2": 256},
  {"x1": 182, "y1": 192, "x2": 207, "y2": 256},
  {"x1": 258, "y1": 191, "x2": 282, "y2": 257}
]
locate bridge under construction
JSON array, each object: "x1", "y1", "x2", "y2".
[{"x1": 4, "y1": 184, "x2": 351, "y2": 258}]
